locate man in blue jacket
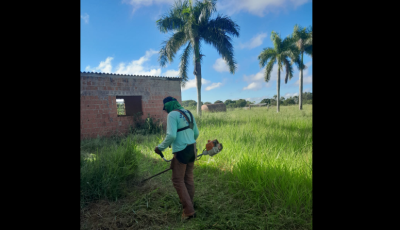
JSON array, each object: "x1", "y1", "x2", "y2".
[{"x1": 154, "y1": 96, "x2": 199, "y2": 220}]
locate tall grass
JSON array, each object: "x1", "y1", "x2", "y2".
[
  {"x1": 137, "y1": 105, "x2": 312, "y2": 219},
  {"x1": 80, "y1": 138, "x2": 140, "y2": 207},
  {"x1": 191, "y1": 105, "x2": 312, "y2": 219},
  {"x1": 81, "y1": 104, "x2": 312, "y2": 228}
]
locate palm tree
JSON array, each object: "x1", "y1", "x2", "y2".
[
  {"x1": 258, "y1": 31, "x2": 297, "y2": 112},
  {"x1": 292, "y1": 25, "x2": 312, "y2": 110},
  {"x1": 156, "y1": 0, "x2": 239, "y2": 116}
]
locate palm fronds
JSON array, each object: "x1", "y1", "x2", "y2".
[
  {"x1": 179, "y1": 42, "x2": 192, "y2": 86},
  {"x1": 264, "y1": 57, "x2": 276, "y2": 82}
]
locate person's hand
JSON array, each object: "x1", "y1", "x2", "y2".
[{"x1": 154, "y1": 146, "x2": 161, "y2": 155}]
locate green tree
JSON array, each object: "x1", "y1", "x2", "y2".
[
  {"x1": 181, "y1": 100, "x2": 197, "y2": 107},
  {"x1": 204, "y1": 102, "x2": 211, "y2": 104},
  {"x1": 235, "y1": 99, "x2": 247, "y2": 107},
  {"x1": 224, "y1": 99, "x2": 235, "y2": 108},
  {"x1": 293, "y1": 95, "x2": 299, "y2": 104},
  {"x1": 258, "y1": 31, "x2": 297, "y2": 112},
  {"x1": 285, "y1": 97, "x2": 295, "y2": 105},
  {"x1": 260, "y1": 98, "x2": 271, "y2": 104},
  {"x1": 302, "y1": 92, "x2": 312, "y2": 100},
  {"x1": 214, "y1": 100, "x2": 223, "y2": 104},
  {"x1": 292, "y1": 24, "x2": 312, "y2": 110},
  {"x1": 245, "y1": 100, "x2": 252, "y2": 106},
  {"x1": 156, "y1": 0, "x2": 240, "y2": 116}
]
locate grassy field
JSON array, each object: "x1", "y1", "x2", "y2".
[{"x1": 80, "y1": 104, "x2": 312, "y2": 230}]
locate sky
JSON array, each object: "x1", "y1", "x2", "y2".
[{"x1": 81, "y1": 0, "x2": 312, "y2": 104}]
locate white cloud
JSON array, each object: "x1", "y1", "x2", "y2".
[
  {"x1": 84, "y1": 49, "x2": 178, "y2": 76},
  {"x1": 304, "y1": 61, "x2": 312, "y2": 69},
  {"x1": 213, "y1": 58, "x2": 230, "y2": 72},
  {"x1": 240, "y1": 32, "x2": 267, "y2": 49},
  {"x1": 243, "y1": 82, "x2": 262, "y2": 91},
  {"x1": 205, "y1": 82, "x2": 223, "y2": 91},
  {"x1": 181, "y1": 78, "x2": 211, "y2": 91},
  {"x1": 122, "y1": 0, "x2": 175, "y2": 14},
  {"x1": 284, "y1": 92, "x2": 298, "y2": 98},
  {"x1": 217, "y1": 0, "x2": 310, "y2": 17},
  {"x1": 122, "y1": 0, "x2": 310, "y2": 17},
  {"x1": 304, "y1": 76, "x2": 312, "y2": 84},
  {"x1": 163, "y1": 69, "x2": 180, "y2": 77},
  {"x1": 85, "y1": 57, "x2": 114, "y2": 73},
  {"x1": 304, "y1": 88, "x2": 311, "y2": 92},
  {"x1": 242, "y1": 64, "x2": 285, "y2": 91},
  {"x1": 114, "y1": 49, "x2": 162, "y2": 75},
  {"x1": 294, "y1": 73, "x2": 312, "y2": 85},
  {"x1": 81, "y1": 13, "x2": 89, "y2": 24}
]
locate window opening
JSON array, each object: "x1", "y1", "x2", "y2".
[
  {"x1": 116, "y1": 99, "x2": 126, "y2": 115},
  {"x1": 116, "y1": 96, "x2": 142, "y2": 116}
]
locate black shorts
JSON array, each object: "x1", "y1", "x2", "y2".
[{"x1": 174, "y1": 143, "x2": 196, "y2": 164}]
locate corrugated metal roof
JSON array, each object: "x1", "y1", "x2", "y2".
[{"x1": 80, "y1": 71, "x2": 182, "y2": 79}]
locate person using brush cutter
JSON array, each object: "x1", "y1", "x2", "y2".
[{"x1": 154, "y1": 96, "x2": 199, "y2": 220}]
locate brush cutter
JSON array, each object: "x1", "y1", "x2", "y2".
[{"x1": 138, "y1": 140, "x2": 223, "y2": 185}]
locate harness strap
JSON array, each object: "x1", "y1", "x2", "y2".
[{"x1": 172, "y1": 109, "x2": 193, "y2": 132}]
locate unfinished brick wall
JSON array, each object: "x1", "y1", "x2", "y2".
[{"x1": 80, "y1": 72, "x2": 182, "y2": 140}]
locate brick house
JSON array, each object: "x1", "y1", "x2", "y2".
[{"x1": 80, "y1": 72, "x2": 182, "y2": 140}]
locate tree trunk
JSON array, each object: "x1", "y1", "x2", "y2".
[
  {"x1": 195, "y1": 60, "x2": 202, "y2": 116},
  {"x1": 193, "y1": 37, "x2": 202, "y2": 116},
  {"x1": 277, "y1": 68, "x2": 280, "y2": 112},
  {"x1": 299, "y1": 52, "x2": 303, "y2": 110}
]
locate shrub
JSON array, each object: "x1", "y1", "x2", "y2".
[{"x1": 130, "y1": 113, "x2": 164, "y2": 135}]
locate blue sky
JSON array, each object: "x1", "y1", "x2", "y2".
[{"x1": 81, "y1": 0, "x2": 312, "y2": 104}]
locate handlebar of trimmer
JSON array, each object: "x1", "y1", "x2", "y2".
[
  {"x1": 141, "y1": 148, "x2": 217, "y2": 185},
  {"x1": 157, "y1": 150, "x2": 206, "y2": 162},
  {"x1": 157, "y1": 151, "x2": 173, "y2": 162}
]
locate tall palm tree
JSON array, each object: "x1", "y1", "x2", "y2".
[
  {"x1": 258, "y1": 31, "x2": 297, "y2": 112},
  {"x1": 156, "y1": 0, "x2": 239, "y2": 116},
  {"x1": 292, "y1": 25, "x2": 312, "y2": 110}
]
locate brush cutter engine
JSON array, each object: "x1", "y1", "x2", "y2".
[{"x1": 197, "y1": 139, "x2": 223, "y2": 159}]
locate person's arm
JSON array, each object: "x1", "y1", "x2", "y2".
[
  {"x1": 157, "y1": 113, "x2": 177, "y2": 151},
  {"x1": 193, "y1": 116, "x2": 199, "y2": 140}
]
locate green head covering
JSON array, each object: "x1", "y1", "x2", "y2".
[{"x1": 164, "y1": 100, "x2": 184, "y2": 113}]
